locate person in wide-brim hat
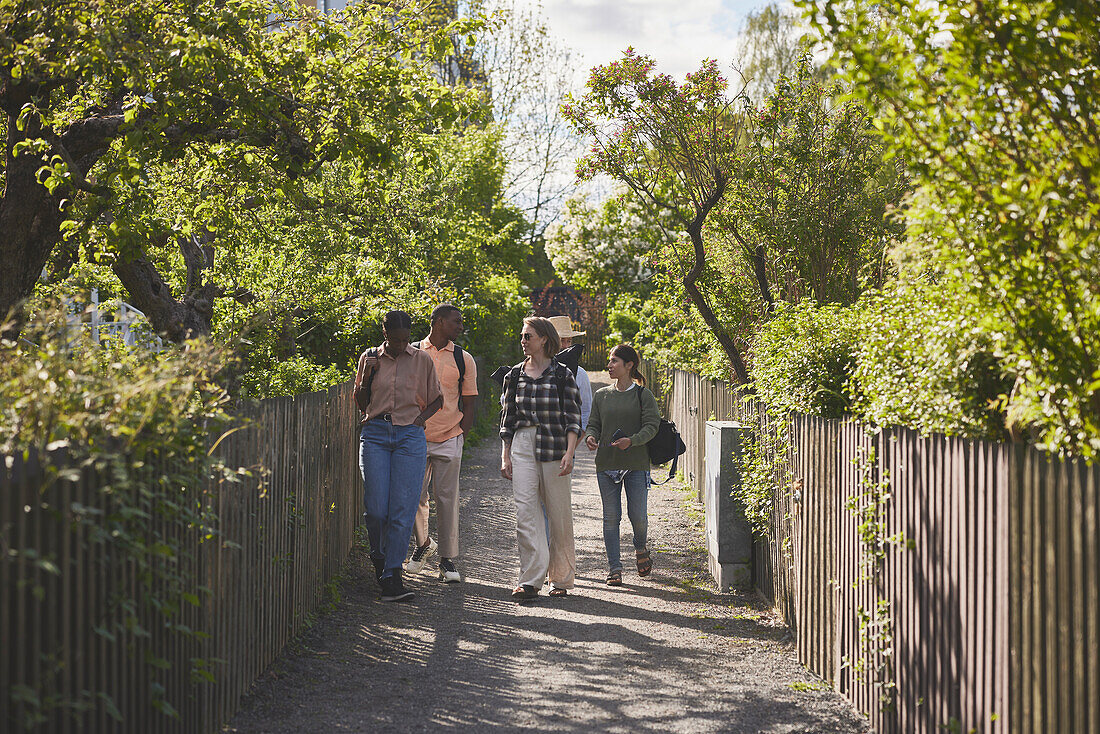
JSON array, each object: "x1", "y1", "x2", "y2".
[
  {"x1": 548, "y1": 315, "x2": 592, "y2": 431},
  {"x1": 547, "y1": 315, "x2": 586, "y2": 339}
]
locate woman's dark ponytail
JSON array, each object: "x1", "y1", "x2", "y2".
[{"x1": 610, "y1": 344, "x2": 645, "y2": 387}]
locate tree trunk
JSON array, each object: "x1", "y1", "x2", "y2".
[
  {"x1": 112, "y1": 234, "x2": 218, "y2": 342},
  {"x1": 0, "y1": 114, "x2": 68, "y2": 336},
  {"x1": 0, "y1": 95, "x2": 124, "y2": 338},
  {"x1": 682, "y1": 172, "x2": 752, "y2": 385},
  {"x1": 730, "y1": 221, "x2": 775, "y2": 316},
  {"x1": 751, "y1": 243, "x2": 775, "y2": 315}
]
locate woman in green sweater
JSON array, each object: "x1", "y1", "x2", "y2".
[{"x1": 583, "y1": 344, "x2": 661, "y2": 585}]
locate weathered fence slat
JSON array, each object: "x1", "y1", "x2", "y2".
[
  {"x1": 635, "y1": 364, "x2": 1097, "y2": 734},
  {"x1": 1, "y1": 382, "x2": 362, "y2": 733}
]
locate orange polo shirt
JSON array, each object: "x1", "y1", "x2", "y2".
[
  {"x1": 419, "y1": 338, "x2": 479, "y2": 443},
  {"x1": 353, "y1": 343, "x2": 442, "y2": 426}
]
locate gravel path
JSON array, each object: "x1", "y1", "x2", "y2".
[{"x1": 226, "y1": 378, "x2": 868, "y2": 734}]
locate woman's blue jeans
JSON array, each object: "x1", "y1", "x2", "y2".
[
  {"x1": 359, "y1": 420, "x2": 427, "y2": 580},
  {"x1": 596, "y1": 469, "x2": 650, "y2": 572}
]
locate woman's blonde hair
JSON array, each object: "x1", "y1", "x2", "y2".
[{"x1": 523, "y1": 316, "x2": 560, "y2": 358}]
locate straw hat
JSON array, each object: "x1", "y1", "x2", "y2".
[{"x1": 547, "y1": 315, "x2": 586, "y2": 338}]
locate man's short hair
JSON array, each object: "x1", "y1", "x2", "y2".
[
  {"x1": 383, "y1": 310, "x2": 413, "y2": 331},
  {"x1": 430, "y1": 304, "x2": 462, "y2": 324}
]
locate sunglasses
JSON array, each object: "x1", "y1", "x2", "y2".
[{"x1": 520, "y1": 332, "x2": 538, "y2": 341}]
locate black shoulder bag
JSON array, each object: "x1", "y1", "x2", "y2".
[{"x1": 637, "y1": 386, "x2": 686, "y2": 485}]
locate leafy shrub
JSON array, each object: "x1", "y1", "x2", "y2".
[
  {"x1": 850, "y1": 278, "x2": 1011, "y2": 439},
  {"x1": 1, "y1": 303, "x2": 240, "y2": 724},
  {"x1": 241, "y1": 356, "x2": 347, "y2": 398},
  {"x1": 813, "y1": 0, "x2": 1100, "y2": 458},
  {"x1": 750, "y1": 299, "x2": 861, "y2": 418}
]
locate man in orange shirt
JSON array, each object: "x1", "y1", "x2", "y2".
[{"x1": 404, "y1": 304, "x2": 479, "y2": 583}]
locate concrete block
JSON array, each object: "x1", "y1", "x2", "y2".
[{"x1": 704, "y1": 421, "x2": 753, "y2": 590}]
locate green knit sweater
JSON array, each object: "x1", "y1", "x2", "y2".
[{"x1": 583, "y1": 384, "x2": 660, "y2": 471}]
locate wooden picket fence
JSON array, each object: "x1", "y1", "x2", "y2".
[
  {"x1": 639, "y1": 363, "x2": 1100, "y2": 733},
  {"x1": 1, "y1": 382, "x2": 361, "y2": 733}
]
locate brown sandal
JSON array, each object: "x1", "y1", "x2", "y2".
[
  {"x1": 636, "y1": 548, "x2": 652, "y2": 577},
  {"x1": 548, "y1": 587, "x2": 568, "y2": 597},
  {"x1": 606, "y1": 570, "x2": 623, "y2": 586},
  {"x1": 511, "y1": 585, "x2": 539, "y2": 600}
]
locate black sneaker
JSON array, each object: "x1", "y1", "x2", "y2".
[
  {"x1": 371, "y1": 554, "x2": 384, "y2": 582},
  {"x1": 380, "y1": 571, "x2": 414, "y2": 602},
  {"x1": 439, "y1": 557, "x2": 461, "y2": 583}
]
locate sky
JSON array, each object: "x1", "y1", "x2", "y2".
[{"x1": 510, "y1": 0, "x2": 774, "y2": 84}]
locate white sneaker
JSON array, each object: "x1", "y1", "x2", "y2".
[
  {"x1": 439, "y1": 558, "x2": 461, "y2": 583},
  {"x1": 403, "y1": 538, "x2": 437, "y2": 574}
]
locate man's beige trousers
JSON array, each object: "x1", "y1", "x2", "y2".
[{"x1": 413, "y1": 434, "x2": 464, "y2": 559}]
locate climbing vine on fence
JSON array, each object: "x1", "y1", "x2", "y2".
[
  {"x1": 842, "y1": 441, "x2": 909, "y2": 714},
  {"x1": 736, "y1": 403, "x2": 793, "y2": 541},
  {"x1": 1, "y1": 303, "x2": 245, "y2": 727}
]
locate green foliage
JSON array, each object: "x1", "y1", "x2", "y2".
[
  {"x1": 751, "y1": 300, "x2": 861, "y2": 418},
  {"x1": 45, "y1": 114, "x2": 532, "y2": 399},
  {"x1": 850, "y1": 278, "x2": 1011, "y2": 440},
  {"x1": 1, "y1": 303, "x2": 241, "y2": 724},
  {"x1": 715, "y1": 55, "x2": 905, "y2": 308},
  {"x1": 631, "y1": 263, "x2": 745, "y2": 380},
  {"x1": 210, "y1": 125, "x2": 532, "y2": 397},
  {"x1": 807, "y1": 0, "x2": 1100, "y2": 457},
  {"x1": 545, "y1": 187, "x2": 674, "y2": 297},
  {"x1": 736, "y1": 408, "x2": 792, "y2": 539},
  {"x1": 563, "y1": 50, "x2": 755, "y2": 381},
  {"x1": 842, "y1": 445, "x2": 902, "y2": 713},
  {"x1": 746, "y1": 290, "x2": 1010, "y2": 439},
  {"x1": 3, "y1": 0, "x2": 497, "y2": 351},
  {"x1": 253, "y1": 357, "x2": 347, "y2": 398},
  {"x1": 561, "y1": 51, "x2": 901, "y2": 381}
]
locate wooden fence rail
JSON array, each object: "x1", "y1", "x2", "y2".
[
  {"x1": 640, "y1": 363, "x2": 1099, "y2": 733},
  {"x1": 1, "y1": 381, "x2": 361, "y2": 733}
]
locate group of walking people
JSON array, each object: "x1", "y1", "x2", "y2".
[
  {"x1": 354, "y1": 306, "x2": 478, "y2": 602},
  {"x1": 500, "y1": 316, "x2": 661, "y2": 599},
  {"x1": 355, "y1": 307, "x2": 661, "y2": 603}
]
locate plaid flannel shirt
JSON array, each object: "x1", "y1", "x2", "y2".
[{"x1": 499, "y1": 360, "x2": 583, "y2": 462}]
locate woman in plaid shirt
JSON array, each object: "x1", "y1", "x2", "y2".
[{"x1": 500, "y1": 316, "x2": 583, "y2": 599}]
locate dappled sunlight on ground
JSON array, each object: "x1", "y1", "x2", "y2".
[{"x1": 226, "y1": 387, "x2": 866, "y2": 733}]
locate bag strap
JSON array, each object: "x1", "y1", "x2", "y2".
[
  {"x1": 454, "y1": 344, "x2": 465, "y2": 393},
  {"x1": 506, "y1": 364, "x2": 521, "y2": 405},
  {"x1": 638, "y1": 385, "x2": 679, "y2": 485},
  {"x1": 555, "y1": 363, "x2": 568, "y2": 414},
  {"x1": 356, "y1": 347, "x2": 381, "y2": 428},
  {"x1": 363, "y1": 346, "x2": 380, "y2": 405},
  {"x1": 649, "y1": 452, "x2": 679, "y2": 485}
]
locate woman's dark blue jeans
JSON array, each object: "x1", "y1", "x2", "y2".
[
  {"x1": 359, "y1": 420, "x2": 427, "y2": 579},
  {"x1": 596, "y1": 469, "x2": 650, "y2": 572}
]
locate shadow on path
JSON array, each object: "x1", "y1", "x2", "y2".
[{"x1": 226, "y1": 387, "x2": 867, "y2": 734}]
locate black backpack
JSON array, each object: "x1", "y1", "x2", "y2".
[
  {"x1": 637, "y1": 386, "x2": 686, "y2": 485},
  {"x1": 503, "y1": 361, "x2": 569, "y2": 412}
]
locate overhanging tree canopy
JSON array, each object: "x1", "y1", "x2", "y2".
[{"x1": 0, "y1": 0, "x2": 479, "y2": 339}]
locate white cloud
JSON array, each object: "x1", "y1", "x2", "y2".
[{"x1": 512, "y1": 0, "x2": 768, "y2": 84}]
